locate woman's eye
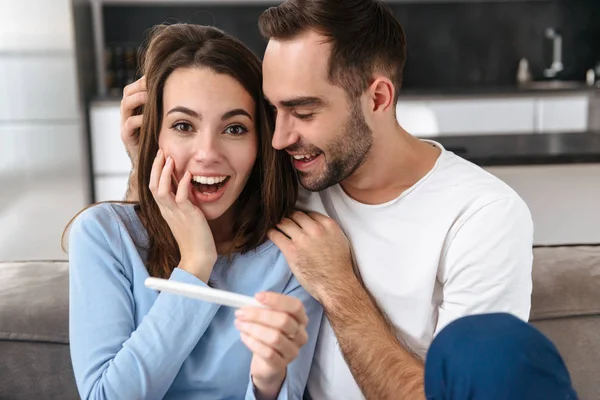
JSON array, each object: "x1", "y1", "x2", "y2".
[
  {"x1": 224, "y1": 124, "x2": 248, "y2": 136},
  {"x1": 172, "y1": 122, "x2": 193, "y2": 132}
]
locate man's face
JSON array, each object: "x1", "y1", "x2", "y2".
[{"x1": 262, "y1": 30, "x2": 372, "y2": 192}]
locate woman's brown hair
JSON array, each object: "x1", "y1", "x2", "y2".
[{"x1": 65, "y1": 24, "x2": 297, "y2": 279}]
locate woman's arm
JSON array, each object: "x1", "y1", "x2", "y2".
[{"x1": 69, "y1": 206, "x2": 220, "y2": 400}]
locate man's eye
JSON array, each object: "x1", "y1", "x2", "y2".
[
  {"x1": 294, "y1": 113, "x2": 314, "y2": 120},
  {"x1": 224, "y1": 124, "x2": 248, "y2": 136}
]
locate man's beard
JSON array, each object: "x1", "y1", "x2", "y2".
[{"x1": 299, "y1": 101, "x2": 373, "y2": 192}]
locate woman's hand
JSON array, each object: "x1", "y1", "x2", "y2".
[
  {"x1": 149, "y1": 149, "x2": 217, "y2": 282},
  {"x1": 235, "y1": 292, "x2": 309, "y2": 399}
]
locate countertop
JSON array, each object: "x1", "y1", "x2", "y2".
[
  {"x1": 398, "y1": 84, "x2": 599, "y2": 100},
  {"x1": 436, "y1": 131, "x2": 600, "y2": 166}
]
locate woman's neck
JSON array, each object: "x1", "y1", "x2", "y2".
[{"x1": 208, "y1": 206, "x2": 236, "y2": 254}]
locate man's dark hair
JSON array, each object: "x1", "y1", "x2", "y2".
[{"x1": 259, "y1": 0, "x2": 407, "y2": 103}]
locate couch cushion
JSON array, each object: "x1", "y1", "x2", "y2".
[
  {"x1": 530, "y1": 245, "x2": 600, "y2": 320},
  {"x1": 531, "y1": 315, "x2": 600, "y2": 400},
  {"x1": 0, "y1": 261, "x2": 69, "y2": 343},
  {"x1": 0, "y1": 341, "x2": 79, "y2": 400}
]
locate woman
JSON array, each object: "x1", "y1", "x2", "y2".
[{"x1": 67, "y1": 23, "x2": 322, "y2": 400}]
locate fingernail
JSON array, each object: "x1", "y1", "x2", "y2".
[
  {"x1": 256, "y1": 293, "x2": 266, "y2": 303},
  {"x1": 235, "y1": 310, "x2": 245, "y2": 319},
  {"x1": 234, "y1": 319, "x2": 246, "y2": 329},
  {"x1": 157, "y1": 148, "x2": 162, "y2": 156},
  {"x1": 166, "y1": 156, "x2": 172, "y2": 165}
]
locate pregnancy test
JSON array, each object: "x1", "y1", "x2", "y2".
[{"x1": 144, "y1": 277, "x2": 266, "y2": 309}]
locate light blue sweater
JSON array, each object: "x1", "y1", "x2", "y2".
[{"x1": 68, "y1": 203, "x2": 322, "y2": 400}]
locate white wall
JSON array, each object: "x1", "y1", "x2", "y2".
[
  {"x1": 0, "y1": 0, "x2": 75, "y2": 52},
  {"x1": 0, "y1": 0, "x2": 85, "y2": 178},
  {"x1": 0, "y1": 0, "x2": 88, "y2": 261},
  {"x1": 485, "y1": 164, "x2": 600, "y2": 245}
]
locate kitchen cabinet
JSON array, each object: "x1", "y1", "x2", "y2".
[
  {"x1": 395, "y1": 101, "x2": 440, "y2": 136},
  {"x1": 397, "y1": 97, "x2": 536, "y2": 135},
  {"x1": 397, "y1": 93, "x2": 591, "y2": 136},
  {"x1": 89, "y1": 101, "x2": 132, "y2": 202},
  {"x1": 428, "y1": 98, "x2": 537, "y2": 135},
  {"x1": 90, "y1": 102, "x2": 131, "y2": 174},
  {"x1": 535, "y1": 94, "x2": 589, "y2": 133}
]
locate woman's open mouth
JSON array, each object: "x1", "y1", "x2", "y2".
[{"x1": 191, "y1": 175, "x2": 231, "y2": 203}]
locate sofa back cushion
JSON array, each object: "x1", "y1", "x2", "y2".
[
  {"x1": 530, "y1": 245, "x2": 600, "y2": 400},
  {"x1": 0, "y1": 261, "x2": 78, "y2": 399},
  {"x1": 1, "y1": 246, "x2": 599, "y2": 400}
]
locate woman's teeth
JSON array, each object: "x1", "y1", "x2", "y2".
[
  {"x1": 192, "y1": 176, "x2": 228, "y2": 185},
  {"x1": 191, "y1": 175, "x2": 230, "y2": 195}
]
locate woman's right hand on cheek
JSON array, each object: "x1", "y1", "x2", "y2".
[
  {"x1": 120, "y1": 76, "x2": 147, "y2": 167},
  {"x1": 149, "y1": 149, "x2": 218, "y2": 283}
]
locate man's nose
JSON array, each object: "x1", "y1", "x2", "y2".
[{"x1": 271, "y1": 114, "x2": 298, "y2": 151}]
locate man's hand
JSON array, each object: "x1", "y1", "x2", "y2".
[
  {"x1": 120, "y1": 76, "x2": 147, "y2": 165},
  {"x1": 120, "y1": 76, "x2": 147, "y2": 201},
  {"x1": 267, "y1": 211, "x2": 355, "y2": 302},
  {"x1": 271, "y1": 212, "x2": 425, "y2": 399}
]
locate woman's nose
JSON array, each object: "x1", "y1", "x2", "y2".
[{"x1": 192, "y1": 132, "x2": 223, "y2": 165}]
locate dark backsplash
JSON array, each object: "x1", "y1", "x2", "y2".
[
  {"x1": 102, "y1": 0, "x2": 600, "y2": 91},
  {"x1": 394, "y1": 0, "x2": 599, "y2": 89}
]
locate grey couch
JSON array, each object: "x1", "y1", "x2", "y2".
[{"x1": 1, "y1": 246, "x2": 599, "y2": 399}]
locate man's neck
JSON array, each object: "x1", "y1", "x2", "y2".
[{"x1": 340, "y1": 124, "x2": 441, "y2": 205}]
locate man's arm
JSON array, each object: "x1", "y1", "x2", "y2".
[
  {"x1": 268, "y1": 212, "x2": 425, "y2": 399},
  {"x1": 325, "y1": 196, "x2": 533, "y2": 399},
  {"x1": 321, "y1": 273, "x2": 425, "y2": 399}
]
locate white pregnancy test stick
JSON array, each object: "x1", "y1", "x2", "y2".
[{"x1": 144, "y1": 277, "x2": 266, "y2": 309}]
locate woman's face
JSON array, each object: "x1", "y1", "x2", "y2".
[{"x1": 158, "y1": 67, "x2": 258, "y2": 221}]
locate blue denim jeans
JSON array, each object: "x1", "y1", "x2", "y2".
[{"x1": 425, "y1": 313, "x2": 578, "y2": 400}]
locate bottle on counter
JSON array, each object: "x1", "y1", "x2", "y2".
[
  {"x1": 586, "y1": 68, "x2": 595, "y2": 86},
  {"x1": 517, "y1": 58, "x2": 532, "y2": 86}
]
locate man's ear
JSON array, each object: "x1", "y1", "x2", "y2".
[{"x1": 368, "y1": 76, "x2": 395, "y2": 114}]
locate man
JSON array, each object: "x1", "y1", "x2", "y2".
[
  {"x1": 118, "y1": 1, "x2": 577, "y2": 398},
  {"x1": 258, "y1": 2, "x2": 533, "y2": 398}
]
